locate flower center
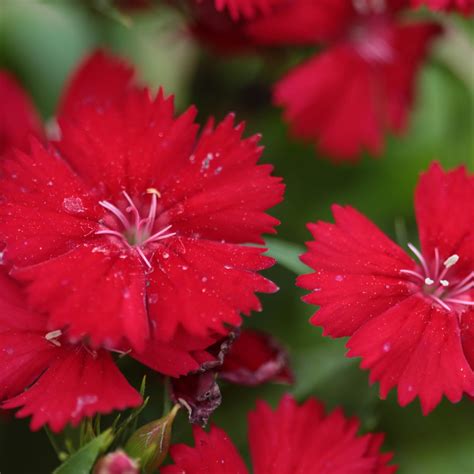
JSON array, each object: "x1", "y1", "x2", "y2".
[
  {"x1": 96, "y1": 188, "x2": 175, "y2": 269},
  {"x1": 400, "y1": 243, "x2": 474, "y2": 313}
]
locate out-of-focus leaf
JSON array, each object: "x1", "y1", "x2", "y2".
[
  {"x1": 53, "y1": 429, "x2": 114, "y2": 474},
  {"x1": 266, "y1": 238, "x2": 307, "y2": 274}
]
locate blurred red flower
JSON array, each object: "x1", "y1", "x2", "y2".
[
  {"x1": 298, "y1": 163, "x2": 474, "y2": 414},
  {"x1": 248, "y1": 0, "x2": 442, "y2": 161},
  {"x1": 161, "y1": 394, "x2": 396, "y2": 473},
  {"x1": 0, "y1": 50, "x2": 283, "y2": 362}
]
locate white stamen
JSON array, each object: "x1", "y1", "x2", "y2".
[
  {"x1": 45, "y1": 330, "x2": 62, "y2": 347},
  {"x1": 408, "y1": 243, "x2": 430, "y2": 276},
  {"x1": 444, "y1": 254, "x2": 459, "y2": 268},
  {"x1": 424, "y1": 278, "x2": 434, "y2": 286},
  {"x1": 99, "y1": 200, "x2": 130, "y2": 229},
  {"x1": 440, "y1": 280, "x2": 449, "y2": 287}
]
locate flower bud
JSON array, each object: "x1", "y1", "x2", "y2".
[
  {"x1": 93, "y1": 450, "x2": 139, "y2": 474},
  {"x1": 125, "y1": 404, "x2": 180, "y2": 473}
]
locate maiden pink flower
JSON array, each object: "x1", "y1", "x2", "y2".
[
  {"x1": 248, "y1": 0, "x2": 441, "y2": 161},
  {"x1": 0, "y1": 50, "x2": 283, "y2": 358},
  {"x1": 161, "y1": 394, "x2": 396, "y2": 473},
  {"x1": 298, "y1": 163, "x2": 474, "y2": 414}
]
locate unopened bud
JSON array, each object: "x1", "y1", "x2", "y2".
[
  {"x1": 93, "y1": 450, "x2": 139, "y2": 474},
  {"x1": 125, "y1": 404, "x2": 180, "y2": 473}
]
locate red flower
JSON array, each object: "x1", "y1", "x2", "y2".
[
  {"x1": 248, "y1": 0, "x2": 441, "y2": 161},
  {"x1": 298, "y1": 163, "x2": 474, "y2": 414},
  {"x1": 0, "y1": 270, "x2": 141, "y2": 432},
  {"x1": 161, "y1": 394, "x2": 396, "y2": 473},
  {"x1": 0, "y1": 72, "x2": 43, "y2": 156},
  {"x1": 412, "y1": 0, "x2": 473, "y2": 14},
  {"x1": 0, "y1": 50, "x2": 283, "y2": 357}
]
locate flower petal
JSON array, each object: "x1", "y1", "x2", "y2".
[
  {"x1": 148, "y1": 238, "x2": 277, "y2": 341},
  {"x1": 220, "y1": 329, "x2": 293, "y2": 385},
  {"x1": 3, "y1": 347, "x2": 141, "y2": 432},
  {"x1": 347, "y1": 295, "x2": 474, "y2": 414},
  {"x1": 161, "y1": 425, "x2": 249, "y2": 474},
  {"x1": 248, "y1": 394, "x2": 395, "y2": 474},
  {"x1": 298, "y1": 205, "x2": 414, "y2": 337},
  {"x1": 0, "y1": 139, "x2": 103, "y2": 267},
  {"x1": 12, "y1": 244, "x2": 149, "y2": 352},
  {"x1": 58, "y1": 49, "x2": 136, "y2": 121},
  {"x1": 415, "y1": 162, "x2": 474, "y2": 273},
  {"x1": 0, "y1": 71, "x2": 43, "y2": 156}
]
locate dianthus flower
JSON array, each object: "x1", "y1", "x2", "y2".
[
  {"x1": 298, "y1": 163, "x2": 474, "y2": 414},
  {"x1": 412, "y1": 0, "x2": 473, "y2": 14},
  {"x1": 248, "y1": 0, "x2": 441, "y2": 161},
  {"x1": 161, "y1": 394, "x2": 396, "y2": 473},
  {"x1": 0, "y1": 50, "x2": 283, "y2": 358}
]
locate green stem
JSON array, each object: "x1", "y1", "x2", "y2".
[{"x1": 44, "y1": 426, "x2": 63, "y2": 460}]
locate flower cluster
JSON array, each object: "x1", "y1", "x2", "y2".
[{"x1": 0, "y1": 1, "x2": 471, "y2": 472}]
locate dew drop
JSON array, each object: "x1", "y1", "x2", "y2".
[{"x1": 63, "y1": 197, "x2": 85, "y2": 214}]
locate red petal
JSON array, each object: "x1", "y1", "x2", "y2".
[
  {"x1": 161, "y1": 425, "x2": 249, "y2": 474},
  {"x1": 247, "y1": 0, "x2": 354, "y2": 44},
  {"x1": 58, "y1": 49, "x2": 135, "y2": 121},
  {"x1": 0, "y1": 71, "x2": 43, "y2": 156},
  {"x1": 274, "y1": 45, "x2": 384, "y2": 160},
  {"x1": 162, "y1": 113, "x2": 283, "y2": 245},
  {"x1": 347, "y1": 295, "x2": 474, "y2": 414},
  {"x1": 0, "y1": 271, "x2": 56, "y2": 400},
  {"x1": 3, "y1": 347, "x2": 141, "y2": 432},
  {"x1": 298, "y1": 205, "x2": 414, "y2": 337},
  {"x1": 58, "y1": 88, "x2": 198, "y2": 196},
  {"x1": 0, "y1": 139, "x2": 102, "y2": 267},
  {"x1": 148, "y1": 238, "x2": 277, "y2": 341},
  {"x1": 415, "y1": 163, "x2": 474, "y2": 274},
  {"x1": 220, "y1": 329, "x2": 293, "y2": 385},
  {"x1": 248, "y1": 394, "x2": 395, "y2": 474},
  {"x1": 12, "y1": 244, "x2": 149, "y2": 352},
  {"x1": 131, "y1": 329, "x2": 216, "y2": 377}
]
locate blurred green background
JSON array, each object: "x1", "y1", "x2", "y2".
[{"x1": 0, "y1": 0, "x2": 473, "y2": 472}]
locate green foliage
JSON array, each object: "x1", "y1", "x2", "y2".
[{"x1": 53, "y1": 430, "x2": 113, "y2": 474}]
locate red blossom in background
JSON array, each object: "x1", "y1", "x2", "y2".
[
  {"x1": 162, "y1": 394, "x2": 396, "y2": 473},
  {"x1": 298, "y1": 163, "x2": 474, "y2": 414},
  {"x1": 412, "y1": 0, "x2": 473, "y2": 14},
  {"x1": 0, "y1": 50, "x2": 283, "y2": 361},
  {"x1": 247, "y1": 0, "x2": 441, "y2": 161}
]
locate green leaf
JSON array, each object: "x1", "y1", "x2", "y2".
[
  {"x1": 266, "y1": 238, "x2": 307, "y2": 275},
  {"x1": 53, "y1": 429, "x2": 113, "y2": 474}
]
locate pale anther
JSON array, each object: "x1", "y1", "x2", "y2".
[
  {"x1": 444, "y1": 254, "x2": 459, "y2": 268},
  {"x1": 440, "y1": 280, "x2": 449, "y2": 287},
  {"x1": 424, "y1": 277, "x2": 434, "y2": 285},
  {"x1": 146, "y1": 187, "x2": 161, "y2": 198}
]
